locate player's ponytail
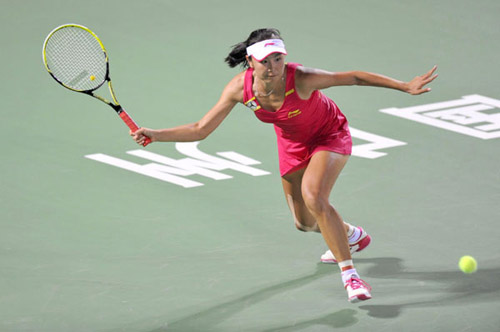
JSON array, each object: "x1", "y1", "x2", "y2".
[{"x1": 224, "y1": 28, "x2": 283, "y2": 68}]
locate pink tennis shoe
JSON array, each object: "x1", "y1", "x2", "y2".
[
  {"x1": 320, "y1": 227, "x2": 371, "y2": 264},
  {"x1": 345, "y1": 277, "x2": 372, "y2": 303}
]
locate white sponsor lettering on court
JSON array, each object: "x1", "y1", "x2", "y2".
[
  {"x1": 350, "y1": 127, "x2": 407, "y2": 159},
  {"x1": 85, "y1": 142, "x2": 271, "y2": 188},
  {"x1": 85, "y1": 129, "x2": 406, "y2": 187},
  {"x1": 380, "y1": 94, "x2": 500, "y2": 140}
]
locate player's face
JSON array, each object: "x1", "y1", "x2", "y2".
[{"x1": 249, "y1": 53, "x2": 286, "y2": 82}]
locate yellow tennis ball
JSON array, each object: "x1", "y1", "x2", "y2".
[
  {"x1": 458, "y1": 255, "x2": 477, "y2": 274},
  {"x1": 90, "y1": 75, "x2": 96, "y2": 81}
]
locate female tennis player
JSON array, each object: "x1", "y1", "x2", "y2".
[{"x1": 131, "y1": 28, "x2": 437, "y2": 303}]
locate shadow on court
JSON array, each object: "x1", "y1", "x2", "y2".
[
  {"x1": 140, "y1": 257, "x2": 500, "y2": 331},
  {"x1": 355, "y1": 257, "x2": 500, "y2": 319},
  {"x1": 261, "y1": 309, "x2": 358, "y2": 332},
  {"x1": 149, "y1": 263, "x2": 359, "y2": 331}
]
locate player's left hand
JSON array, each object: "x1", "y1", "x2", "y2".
[{"x1": 406, "y1": 65, "x2": 438, "y2": 95}]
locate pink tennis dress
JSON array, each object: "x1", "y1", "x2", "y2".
[{"x1": 243, "y1": 62, "x2": 352, "y2": 176}]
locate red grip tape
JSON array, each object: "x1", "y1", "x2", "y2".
[{"x1": 119, "y1": 110, "x2": 151, "y2": 147}]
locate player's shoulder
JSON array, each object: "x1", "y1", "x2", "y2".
[
  {"x1": 232, "y1": 70, "x2": 246, "y2": 87},
  {"x1": 293, "y1": 64, "x2": 312, "y2": 85},
  {"x1": 294, "y1": 64, "x2": 333, "y2": 83},
  {"x1": 228, "y1": 71, "x2": 246, "y2": 91},
  {"x1": 292, "y1": 63, "x2": 315, "y2": 80},
  {"x1": 294, "y1": 64, "x2": 316, "y2": 76},
  {"x1": 222, "y1": 70, "x2": 246, "y2": 103}
]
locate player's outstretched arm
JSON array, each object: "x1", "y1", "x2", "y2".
[
  {"x1": 296, "y1": 65, "x2": 438, "y2": 97},
  {"x1": 131, "y1": 73, "x2": 244, "y2": 145}
]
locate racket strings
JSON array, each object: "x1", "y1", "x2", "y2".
[{"x1": 44, "y1": 27, "x2": 107, "y2": 91}]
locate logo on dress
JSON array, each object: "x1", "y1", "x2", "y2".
[
  {"x1": 288, "y1": 109, "x2": 301, "y2": 118},
  {"x1": 245, "y1": 98, "x2": 261, "y2": 112}
]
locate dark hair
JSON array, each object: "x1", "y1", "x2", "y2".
[{"x1": 224, "y1": 28, "x2": 283, "y2": 68}]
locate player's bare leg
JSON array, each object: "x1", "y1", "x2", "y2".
[
  {"x1": 300, "y1": 151, "x2": 351, "y2": 262},
  {"x1": 281, "y1": 167, "x2": 349, "y2": 234},
  {"x1": 282, "y1": 151, "x2": 371, "y2": 302}
]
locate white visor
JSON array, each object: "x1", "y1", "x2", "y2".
[{"x1": 246, "y1": 39, "x2": 287, "y2": 61}]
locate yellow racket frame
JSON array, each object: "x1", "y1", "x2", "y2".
[{"x1": 42, "y1": 23, "x2": 120, "y2": 106}]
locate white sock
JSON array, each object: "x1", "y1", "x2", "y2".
[
  {"x1": 338, "y1": 260, "x2": 353, "y2": 270},
  {"x1": 347, "y1": 225, "x2": 361, "y2": 244},
  {"x1": 338, "y1": 260, "x2": 359, "y2": 285},
  {"x1": 341, "y1": 268, "x2": 359, "y2": 285},
  {"x1": 346, "y1": 222, "x2": 355, "y2": 237}
]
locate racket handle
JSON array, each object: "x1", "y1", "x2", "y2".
[{"x1": 119, "y1": 110, "x2": 151, "y2": 147}]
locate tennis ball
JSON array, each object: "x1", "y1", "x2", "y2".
[
  {"x1": 90, "y1": 75, "x2": 96, "y2": 81},
  {"x1": 458, "y1": 255, "x2": 477, "y2": 274}
]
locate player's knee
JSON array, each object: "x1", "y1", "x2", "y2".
[{"x1": 302, "y1": 189, "x2": 329, "y2": 216}]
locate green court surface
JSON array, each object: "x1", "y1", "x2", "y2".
[{"x1": 1, "y1": 0, "x2": 500, "y2": 331}]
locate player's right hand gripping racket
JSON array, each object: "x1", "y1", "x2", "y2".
[{"x1": 42, "y1": 23, "x2": 151, "y2": 146}]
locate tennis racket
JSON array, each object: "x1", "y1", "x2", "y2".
[{"x1": 42, "y1": 23, "x2": 151, "y2": 146}]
